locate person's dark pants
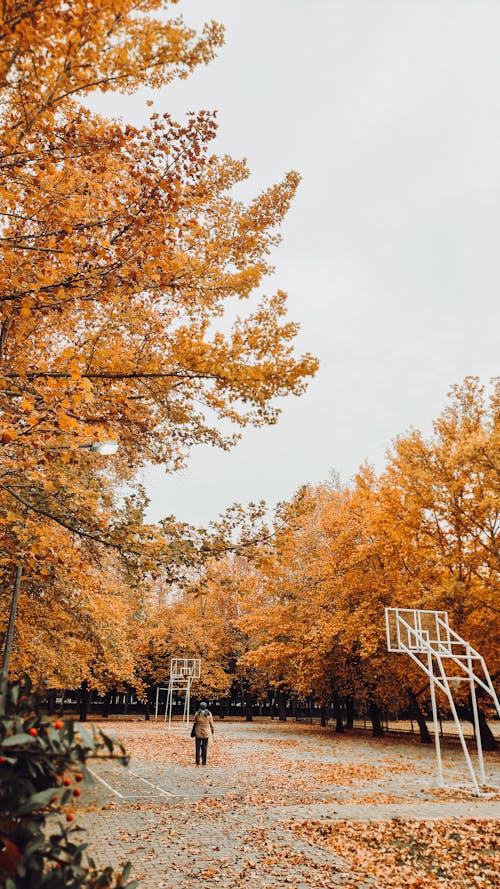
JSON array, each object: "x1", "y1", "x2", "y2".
[{"x1": 195, "y1": 736, "x2": 208, "y2": 765}]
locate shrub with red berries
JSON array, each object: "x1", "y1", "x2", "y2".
[{"x1": 0, "y1": 677, "x2": 136, "y2": 888}]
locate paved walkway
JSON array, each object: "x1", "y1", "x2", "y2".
[{"x1": 74, "y1": 720, "x2": 500, "y2": 888}]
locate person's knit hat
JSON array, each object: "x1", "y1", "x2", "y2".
[{"x1": 200, "y1": 701, "x2": 207, "y2": 709}]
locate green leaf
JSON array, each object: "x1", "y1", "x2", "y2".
[
  {"x1": 100, "y1": 731, "x2": 114, "y2": 753},
  {"x1": 1, "y1": 732, "x2": 37, "y2": 747},
  {"x1": 24, "y1": 835, "x2": 46, "y2": 856},
  {"x1": 44, "y1": 726, "x2": 62, "y2": 746},
  {"x1": 18, "y1": 787, "x2": 59, "y2": 814},
  {"x1": 121, "y1": 862, "x2": 132, "y2": 880},
  {"x1": 62, "y1": 720, "x2": 75, "y2": 744}
]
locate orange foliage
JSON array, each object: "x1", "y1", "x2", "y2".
[
  {"x1": 194, "y1": 378, "x2": 500, "y2": 721},
  {"x1": 0, "y1": 1, "x2": 317, "y2": 690}
]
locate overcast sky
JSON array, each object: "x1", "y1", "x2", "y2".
[{"x1": 92, "y1": 0, "x2": 500, "y2": 526}]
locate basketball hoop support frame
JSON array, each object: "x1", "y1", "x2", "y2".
[
  {"x1": 385, "y1": 608, "x2": 500, "y2": 796},
  {"x1": 156, "y1": 658, "x2": 201, "y2": 727}
]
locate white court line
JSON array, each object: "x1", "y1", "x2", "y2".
[
  {"x1": 129, "y1": 771, "x2": 174, "y2": 797},
  {"x1": 87, "y1": 766, "x2": 124, "y2": 798}
]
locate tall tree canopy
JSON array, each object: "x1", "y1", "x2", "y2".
[
  {"x1": 187, "y1": 378, "x2": 499, "y2": 733},
  {"x1": 0, "y1": 0, "x2": 317, "y2": 687}
]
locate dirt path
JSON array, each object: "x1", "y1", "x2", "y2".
[{"x1": 75, "y1": 719, "x2": 500, "y2": 888}]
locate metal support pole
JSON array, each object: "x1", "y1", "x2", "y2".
[
  {"x1": 437, "y1": 662, "x2": 481, "y2": 796},
  {"x1": 0, "y1": 563, "x2": 23, "y2": 715},
  {"x1": 468, "y1": 649, "x2": 486, "y2": 784},
  {"x1": 386, "y1": 609, "x2": 498, "y2": 797},
  {"x1": 154, "y1": 687, "x2": 160, "y2": 720},
  {"x1": 165, "y1": 680, "x2": 173, "y2": 724},
  {"x1": 428, "y1": 651, "x2": 444, "y2": 788}
]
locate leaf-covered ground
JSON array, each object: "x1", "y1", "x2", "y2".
[
  {"x1": 290, "y1": 818, "x2": 499, "y2": 888},
  {"x1": 75, "y1": 719, "x2": 500, "y2": 888}
]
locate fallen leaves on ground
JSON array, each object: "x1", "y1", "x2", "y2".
[
  {"x1": 94, "y1": 721, "x2": 425, "y2": 809},
  {"x1": 77, "y1": 721, "x2": 500, "y2": 889},
  {"x1": 290, "y1": 818, "x2": 499, "y2": 889}
]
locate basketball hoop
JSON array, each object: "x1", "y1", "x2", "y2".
[
  {"x1": 385, "y1": 607, "x2": 500, "y2": 797},
  {"x1": 155, "y1": 657, "x2": 202, "y2": 727}
]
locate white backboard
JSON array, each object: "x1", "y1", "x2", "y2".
[
  {"x1": 170, "y1": 657, "x2": 201, "y2": 679},
  {"x1": 385, "y1": 608, "x2": 451, "y2": 653}
]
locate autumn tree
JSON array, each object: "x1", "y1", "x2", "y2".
[
  {"x1": 0, "y1": 1, "x2": 317, "y2": 690},
  {"x1": 134, "y1": 504, "x2": 274, "y2": 717},
  {"x1": 376, "y1": 377, "x2": 500, "y2": 746},
  {"x1": 238, "y1": 487, "x2": 338, "y2": 719},
  {"x1": 230, "y1": 379, "x2": 499, "y2": 742},
  {"x1": 238, "y1": 482, "x2": 415, "y2": 734}
]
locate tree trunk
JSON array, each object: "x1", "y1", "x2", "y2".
[
  {"x1": 244, "y1": 691, "x2": 254, "y2": 721},
  {"x1": 345, "y1": 695, "x2": 354, "y2": 729},
  {"x1": 368, "y1": 700, "x2": 384, "y2": 737},
  {"x1": 58, "y1": 690, "x2": 66, "y2": 716},
  {"x1": 218, "y1": 698, "x2": 228, "y2": 719},
  {"x1": 461, "y1": 698, "x2": 498, "y2": 751},
  {"x1": 320, "y1": 705, "x2": 327, "y2": 727},
  {"x1": 144, "y1": 687, "x2": 154, "y2": 722},
  {"x1": 79, "y1": 681, "x2": 90, "y2": 723},
  {"x1": 47, "y1": 690, "x2": 57, "y2": 715},
  {"x1": 102, "y1": 691, "x2": 111, "y2": 718},
  {"x1": 406, "y1": 687, "x2": 432, "y2": 744},
  {"x1": 276, "y1": 690, "x2": 287, "y2": 722},
  {"x1": 332, "y1": 694, "x2": 344, "y2": 733},
  {"x1": 269, "y1": 693, "x2": 275, "y2": 719},
  {"x1": 475, "y1": 704, "x2": 497, "y2": 751}
]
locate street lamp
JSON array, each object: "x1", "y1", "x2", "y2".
[
  {"x1": 0, "y1": 439, "x2": 119, "y2": 714},
  {"x1": 86, "y1": 440, "x2": 119, "y2": 456}
]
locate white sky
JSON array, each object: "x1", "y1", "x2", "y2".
[{"x1": 91, "y1": 0, "x2": 500, "y2": 525}]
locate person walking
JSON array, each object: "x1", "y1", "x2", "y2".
[{"x1": 192, "y1": 701, "x2": 214, "y2": 766}]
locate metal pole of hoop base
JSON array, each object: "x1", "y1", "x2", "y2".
[
  {"x1": 428, "y1": 650, "x2": 444, "y2": 789},
  {"x1": 435, "y1": 659, "x2": 481, "y2": 797},
  {"x1": 385, "y1": 608, "x2": 498, "y2": 797},
  {"x1": 468, "y1": 648, "x2": 486, "y2": 784},
  {"x1": 165, "y1": 682, "x2": 173, "y2": 725},
  {"x1": 184, "y1": 678, "x2": 191, "y2": 723}
]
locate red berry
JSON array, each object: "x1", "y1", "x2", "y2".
[
  {"x1": 73, "y1": 788, "x2": 81, "y2": 797},
  {"x1": 63, "y1": 778, "x2": 71, "y2": 786},
  {"x1": 0, "y1": 756, "x2": 6, "y2": 764},
  {"x1": 28, "y1": 728, "x2": 38, "y2": 737},
  {"x1": 66, "y1": 813, "x2": 75, "y2": 822},
  {"x1": 53, "y1": 721, "x2": 63, "y2": 730},
  {"x1": 51, "y1": 794, "x2": 58, "y2": 803},
  {"x1": 75, "y1": 773, "x2": 83, "y2": 782}
]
